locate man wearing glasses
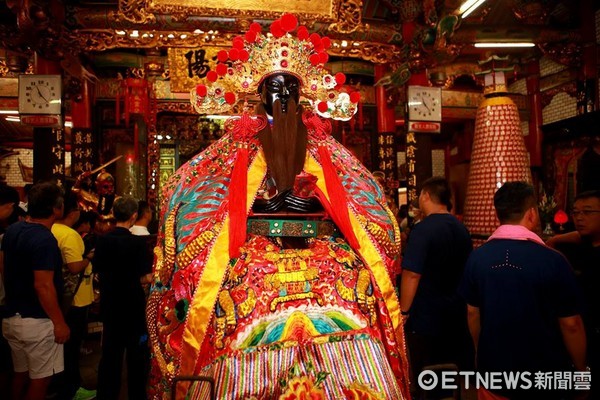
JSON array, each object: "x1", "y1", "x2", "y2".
[{"x1": 550, "y1": 190, "x2": 600, "y2": 385}]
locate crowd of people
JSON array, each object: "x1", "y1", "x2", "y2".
[
  {"x1": 0, "y1": 176, "x2": 597, "y2": 400},
  {"x1": 0, "y1": 182, "x2": 155, "y2": 400},
  {"x1": 0, "y1": 11, "x2": 596, "y2": 397}
]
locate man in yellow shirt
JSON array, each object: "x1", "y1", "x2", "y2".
[{"x1": 51, "y1": 194, "x2": 96, "y2": 400}]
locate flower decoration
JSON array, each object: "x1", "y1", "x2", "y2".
[
  {"x1": 279, "y1": 376, "x2": 326, "y2": 400},
  {"x1": 190, "y1": 13, "x2": 360, "y2": 120},
  {"x1": 278, "y1": 362, "x2": 330, "y2": 400},
  {"x1": 342, "y1": 382, "x2": 386, "y2": 400},
  {"x1": 538, "y1": 189, "x2": 557, "y2": 223}
]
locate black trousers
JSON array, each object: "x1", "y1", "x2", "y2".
[
  {"x1": 96, "y1": 319, "x2": 149, "y2": 400},
  {"x1": 58, "y1": 305, "x2": 89, "y2": 400},
  {"x1": 406, "y1": 328, "x2": 475, "y2": 400}
]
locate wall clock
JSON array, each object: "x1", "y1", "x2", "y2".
[
  {"x1": 407, "y1": 85, "x2": 442, "y2": 122},
  {"x1": 18, "y1": 74, "x2": 62, "y2": 115}
]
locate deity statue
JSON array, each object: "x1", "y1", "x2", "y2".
[
  {"x1": 72, "y1": 157, "x2": 121, "y2": 233},
  {"x1": 147, "y1": 14, "x2": 409, "y2": 400}
]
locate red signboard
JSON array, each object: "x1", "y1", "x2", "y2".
[
  {"x1": 20, "y1": 115, "x2": 61, "y2": 128},
  {"x1": 408, "y1": 120, "x2": 441, "y2": 133}
]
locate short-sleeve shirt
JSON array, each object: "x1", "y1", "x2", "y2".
[
  {"x1": 459, "y1": 239, "x2": 582, "y2": 373},
  {"x1": 401, "y1": 213, "x2": 472, "y2": 335},
  {"x1": 93, "y1": 227, "x2": 152, "y2": 332},
  {"x1": 52, "y1": 223, "x2": 94, "y2": 307},
  {"x1": 2, "y1": 221, "x2": 63, "y2": 318}
]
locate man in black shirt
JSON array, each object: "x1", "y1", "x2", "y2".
[
  {"x1": 1, "y1": 182, "x2": 67, "y2": 400},
  {"x1": 553, "y1": 190, "x2": 600, "y2": 374},
  {"x1": 400, "y1": 177, "x2": 473, "y2": 397},
  {"x1": 93, "y1": 196, "x2": 153, "y2": 400}
]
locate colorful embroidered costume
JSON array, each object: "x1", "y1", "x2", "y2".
[{"x1": 146, "y1": 13, "x2": 410, "y2": 400}]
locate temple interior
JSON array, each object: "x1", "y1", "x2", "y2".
[
  {"x1": 0, "y1": 1, "x2": 599, "y2": 399},
  {"x1": 0, "y1": 0, "x2": 598, "y2": 216}
]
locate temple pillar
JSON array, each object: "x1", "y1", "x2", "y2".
[
  {"x1": 405, "y1": 71, "x2": 432, "y2": 205},
  {"x1": 579, "y1": 0, "x2": 597, "y2": 112},
  {"x1": 32, "y1": 55, "x2": 64, "y2": 185},
  {"x1": 374, "y1": 64, "x2": 398, "y2": 199},
  {"x1": 526, "y1": 60, "x2": 543, "y2": 168},
  {"x1": 71, "y1": 78, "x2": 95, "y2": 177}
]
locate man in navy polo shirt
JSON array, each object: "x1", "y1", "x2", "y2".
[
  {"x1": 400, "y1": 176, "x2": 473, "y2": 397},
  {"x1": 2, "y1": 182, "x2": 68, "y2": 400},
  {"x1": 460, "y1": 181, "x2": 587, "y2": 399}
]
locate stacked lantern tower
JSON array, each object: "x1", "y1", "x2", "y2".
[{"x1": 463, "y1": 67, "x2": 532, "y2": 245}]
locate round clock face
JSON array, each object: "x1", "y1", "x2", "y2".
[
  {"x1": 26, "y1": 80, "x2": 57, "y2": 109},
  {"x1": 410, "y1": 90, "x2": 440, "y2": 120},
  {"x1": 19, "y1": 75, "x2": 62, "y2": 115}
]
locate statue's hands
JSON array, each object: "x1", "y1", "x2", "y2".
[
  {"x1": 284, "y1": 192, "x2": 322, "y2": 212},
  {"x1": 253, "y1": 189, "x2": 289, "y2": 213}
]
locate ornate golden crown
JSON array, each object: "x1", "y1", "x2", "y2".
[{"x1": 190, "y1": 14, "x2": 360, "y2": 121}]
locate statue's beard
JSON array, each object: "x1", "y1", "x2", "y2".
[{"x1": 257, "y1": 99, "x2": 307, "y2": 192}]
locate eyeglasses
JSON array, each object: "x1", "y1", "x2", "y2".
[{"x1": 571, "y1": 210, "x2": 600, "y2": 217}]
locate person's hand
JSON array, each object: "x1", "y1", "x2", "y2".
[
  {"x1": 54, "y1": 321, "x2": 70, "y2": 344},
  {"x1": 545, "y1": 236, "x2": 558, "y2": 248}
]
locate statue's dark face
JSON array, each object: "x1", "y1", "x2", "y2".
[{"x1": 260, "y1": 74, "x2": 300, "y2": 115}]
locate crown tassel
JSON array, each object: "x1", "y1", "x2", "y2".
[
  {"x1": 227, "y1": 114, "x2": 267, "y2": 259},
  {"x1": 303, "y1": 112, "x2": 360, "y2": 250}
]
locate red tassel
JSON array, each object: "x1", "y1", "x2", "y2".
[
  {"x1": 227, "y1": 114, "x2": 267, "y2": 259},
  {"x1": 302, "y1": 111, "x2": 359, "y2": 250},
  {"x1": 228, "y1": 145, "x2": 249, "y2": 259},
  {"x1": 318, "y1": 145, "x2": 359, "y2": 249},
  {"x1": 358, "y1": 101, "x2": 364, "y2": 131},
  {"x1": 115, "y1": 90, "x2": 120, "y2": 126}
]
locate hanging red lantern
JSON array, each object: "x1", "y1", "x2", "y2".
[
  {"x1": 115, "y1": 77, "x2": 156, "y2": 127},
  {"x1": 115, "y1": 77, "x2": 157, "y2": 162}
]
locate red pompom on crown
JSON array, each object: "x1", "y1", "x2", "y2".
[
  {"x1": 216, "y1": 63, "x2": 228, "y2": 76},
  {"x1": 318, "y1": 101, "x2": 329, "y2": 113},
  {"x1": 350, "y1": 92, "x2": 361, "y2": 103},
  {"x1": 280, "y1": 14, "x2": 298, "y2": 32},
  {"x1": 224, "y1": 92, "x2": 236, "y2": 105},
  {"x1": 206, "y1": 71, "x2": 218, "y2": 82},
  {"x1": 196, "y1": 84, "x2": 207, "y2": 97},
  {"x1": 270, "y1": 20, "x2": 285, "y2": 38},
  {"x1": 249, "y1": 22, "x2": 262, "y2": 33},
  {"x1": 245, "y1": 30, "x2": 257, "y2": 43},
  {"x1": 335, "y1": 73, "x2": 346, "y2": 85},
  {"x1": 217, "y1": 50, "x2": 229, "y2": 62},
  {"x1": 297, "y1": 26, "x2": 309, "y2": 40}
]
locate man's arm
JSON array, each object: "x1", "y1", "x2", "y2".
[
  {"x1": 467, "y1": 304, "x2": 481, "y2": 351},
  {"x1": 400, "y1": 269, "x2": 421, "y2": 316},
  {"x1": 65, "y1": 258, "x2": 91, "y2": 275},
  {"x1": 546, "y1": 231, "x2": 581, "y2": 248},
  {"x1": 558, "y1": 315, "x2": 587, "y2": 371},
  {"x1": 34, "y1": 270, "x2": 70, "y2": 344}
]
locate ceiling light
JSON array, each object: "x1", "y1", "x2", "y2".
[
  {"x1": 5, "y1": 116, "x2": 20, "y2": 122},
  {"x1": 460, "y1": 0, "x2": 487, "y2": 18},
  {"x1": 0, "y1": 110, "x2": 18, "y2": 114},
  {"x1": 474, "y1": 42, "x2": 535, "y2": 48},
  {"x1": 64, "y1": 121, "x2": 73, "y2": 128}
]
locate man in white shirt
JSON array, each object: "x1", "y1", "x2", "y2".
[{"x1": 129, "y1": 201, "x2": 152, "y2": 236}]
